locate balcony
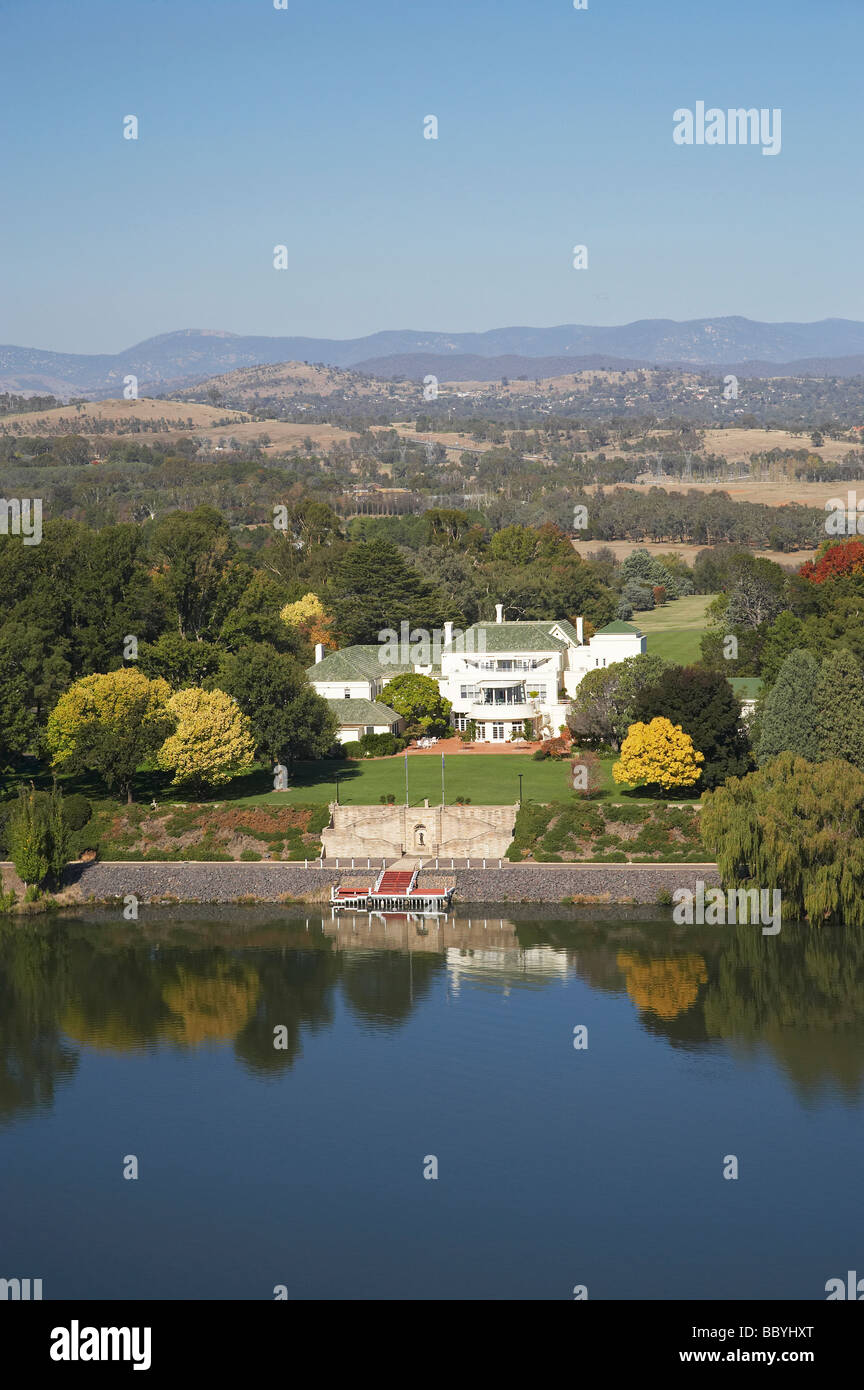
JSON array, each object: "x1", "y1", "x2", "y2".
[{"x1": 461, "y1": 700, "x2": 536, "y2": 719}]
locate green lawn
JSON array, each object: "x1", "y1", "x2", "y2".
[
  {"x1": 633, "y1": 593, "x2": 716, "y2": 665},
  {"x1": 252, "y1": 755, "x2": 568, "y2": 807},
  {"x1": 2, "y1": 751, "x2": 683, "y2": 811}
]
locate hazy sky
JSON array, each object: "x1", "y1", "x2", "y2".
[{"x1": 1, "y1": 0, "x2": 860, "y2": 352}]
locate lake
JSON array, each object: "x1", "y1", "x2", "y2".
[{"x1": 1, "y1": 904, "x2": 861, "y2": 1301}]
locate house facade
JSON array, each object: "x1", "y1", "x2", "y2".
[
  {"x1": 439, "y1": 606, "x2": 645, "y2": 743},
  {"x1": 308, "y1": 607, "x2": 646, "y2": 746},
  {"x1": 307, "y1": 643, "x2": 407, "y2": 742}
]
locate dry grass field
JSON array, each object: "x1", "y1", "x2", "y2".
[
  {"x1": 0, "y1": 397, "x2": 251, "y2": 435},
  {"x1": 0, "y1": 397, "x2": 361, "y2": 454},
  {"x1": 171, "y1": 361, "x2": 391, "y2": 401},
  {"x1": 584, "y1": 475, "x2": 844, "y2": 509},
  {"x1": 701, "y1": 426, "x2": 853, "y2": 464},
  {"x1": 571, "y1": 538, "x2": 818, "y2": 567}
]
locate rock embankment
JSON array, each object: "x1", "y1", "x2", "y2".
[{"x1": 0, "y1": 859, "x2": 721, "y2": 908}]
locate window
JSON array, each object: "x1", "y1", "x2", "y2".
[
  {"x1": 344, "y1": 689, "x2": 351, "y2": 699},
  {"x1": 491, "y1": 723, "x2": 505, "y2": 741}
]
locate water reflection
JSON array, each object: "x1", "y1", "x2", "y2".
[{"x1": 2, "y1": 905, "x2": 864, "y2": 1123}]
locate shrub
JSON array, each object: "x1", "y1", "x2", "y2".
[
  {"x1": 359, "y1": 732, "x2": 405, "y2": 757},
  {"x1": 532, "y1": 747, "x2": 549, "y2": 760},
  {"x1": 62, "y1": 794, "x2": 92, "y2": 832},
  {"x1": 541, "y1": 737, "x2": 569, "y2": 760},
  {"x1": 342, "y1": 741, "x2": 363, "y2": 759},
  {"x1": 8, "y1": 786, "x2": 68, "y2": 888},
  {"x1": 239, "y1": 849, "x2": 262, "y2": 861}
]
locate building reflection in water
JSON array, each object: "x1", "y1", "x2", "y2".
[{"x1": 322, "y1": 910, "x2": 574, "y2": 996}]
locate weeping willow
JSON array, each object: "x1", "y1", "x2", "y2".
[{"x1": 701, "y1": 753, "x2": 864, "y2": 926}]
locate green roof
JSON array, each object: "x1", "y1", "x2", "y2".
[
  {"x1": 728, "y1": 677, "x2": 763, "y2": 700},
  {"x1": 596, "y1": 620, "x2": 644, "y2": 636},
  {"x1": 448, "y1": 621, "x2": 572, "y2": 654},
  {"x1": 308, "y1": 645, "x2": 412, "y2": 682},
  {"x1": 550, "y1": 619, "x2": 583, "y2": 645},
  {"x1": 327, "y1": 698, "x2": 401, "y2": 724}
]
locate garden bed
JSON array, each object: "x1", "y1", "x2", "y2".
[{"x1": 506, "y1": 800, "x2": 704, "y2": 863}]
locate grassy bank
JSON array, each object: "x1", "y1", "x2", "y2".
[{"x1": 507, "y1": 800, "x2": 705, "y2": 863}]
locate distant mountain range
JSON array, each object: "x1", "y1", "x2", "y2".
[{"x1": 4, "y1": 318, "x2": 864, "y2": 396}]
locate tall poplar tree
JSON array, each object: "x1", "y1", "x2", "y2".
[
  {"x1": 756, "y1": 649, "x2": 820, "y2": 765},
  {"x1": 813, "y1": 647, "x2": 864, "y2": 770}
]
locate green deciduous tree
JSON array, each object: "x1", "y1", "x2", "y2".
[
  {"x1": 152, "y1": 506, "x2": 235, "y2": 640},
  {"x1": 567, "y1": 653, "x2": 671, "y2": 750},
  {"x1": 138, "y1": 632, "x2": 223, "y2": 688},
  {"x1": 156, "y1": 687, "x2": 256, "y2": 793},
  {"x1": 632, "y1": 666, "x2": 751, "y2": 789},
  {"x1": 380, "y1": 673, "x2": 452, "y2": 735},
  {"x1": 219, "y1": 643, "x2": 338, "y2": 770},
  {"x1": 46, "y1": 670, "x2": 175, "y2": 803}
]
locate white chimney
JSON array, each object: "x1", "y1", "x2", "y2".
[
  {"x1": 315, "y1": 642, "x2": 324, "y2": 663},
  {"x1": 576, "y1": 616, "x2": 584, "y2": 644},
  {"x1": 495, "y1": 603, "x2": 504, "y2": 624},
  {"x1": 444, "y1": 621, "x2": 454, "y2": 645}
]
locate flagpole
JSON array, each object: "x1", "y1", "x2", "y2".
[
  {"x1": 405, "y1": 751, "x2": 409, "y2": 806},
  {"x1": 441, "y1": 752, "x2": 445, "y2": 806}
]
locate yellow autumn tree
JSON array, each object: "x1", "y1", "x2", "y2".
[
  {"x1": 612, "y1": 717, "x2": 704, "y2": 791},
  {"x1": 156, "y1": 687, "x2": 256, "y2": 792},
  {"x1": 280, "y1": 592, "x2": 335, "y2": 648},
  {"x1": 46, "y1": 669, "x2": 174, "y2": 803}
]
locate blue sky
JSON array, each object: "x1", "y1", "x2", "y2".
[{"x1": 1, "y1": 0, "x2": 860, "y2": 352}]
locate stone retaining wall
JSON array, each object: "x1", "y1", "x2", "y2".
[{"x1": 1, "y1": 859, "x2": 722, "y2": 908}]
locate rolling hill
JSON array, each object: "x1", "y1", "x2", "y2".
[{"x1": 5, "y1": 317, "x2": 864, "y2": 397}]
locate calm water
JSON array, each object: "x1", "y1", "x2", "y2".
[{"x1": 1, "y1": 904, "x2": 862, "y2": 1301}]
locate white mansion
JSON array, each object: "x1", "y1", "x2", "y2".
[{"x1": 309, "y1": 604, "x2": 645, "y2": 744}]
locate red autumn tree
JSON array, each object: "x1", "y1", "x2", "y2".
[{"x1": 799, "y1": 539, "x2": 864, "y2": 585}]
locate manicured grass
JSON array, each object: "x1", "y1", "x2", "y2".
[
  {"x1": 261, "y1": 755, "x2": 566, "y2": 807},
  {"x1": 1, "y1": 751, "x2": 687, "y2": 812},
  {"x1": 1, "y1": 755, "x2": 564, "y2": 810},
  {"x1": 632, "y1": 593, "x2": 717, "y2": 666}
]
